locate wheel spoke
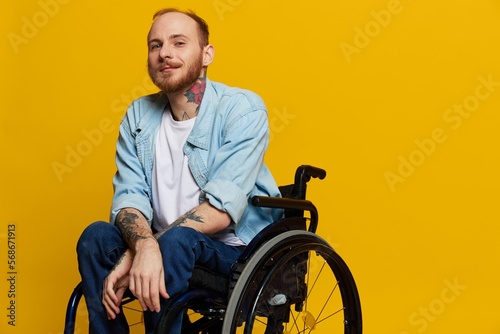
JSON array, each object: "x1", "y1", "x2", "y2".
[
  {"x1": 306, "y1": 257, "x2": 326, "y2": 299},
  {"x1": 222, "y1": 231, "x2": 361, "y2": 334},
  {"x1": 313, "y1": 280, "x2": 338, "y2": 325}
]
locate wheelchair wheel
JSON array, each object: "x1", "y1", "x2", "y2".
[
  {"x1": 222, "y1": 230, "x2": 362, "y2": 334},
  {"x1": 64, "y1": 286, "x2": 146, "y2": 334}
]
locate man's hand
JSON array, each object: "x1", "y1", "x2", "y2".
[
  {"x1": 128, "y1": 238, "x2": 169, "y2": 312},
  {"x1": 112, "y1": 203, "x2": 229, "y2": 314},
  {"x1": 102, "y1": 249, "x2": 133, "y2": 320},
  {"x1": 115, "y1": 208, "x2": 169, "y2": 312}
]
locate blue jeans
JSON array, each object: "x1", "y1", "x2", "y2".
[{"x1": 77, "y1": 221, "x2": 243, "y2": 333}]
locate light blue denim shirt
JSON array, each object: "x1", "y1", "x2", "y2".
[{"x1": 110, "y1": 79, "x2": 283, "y2": 244}]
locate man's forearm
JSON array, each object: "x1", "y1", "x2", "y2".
[
  {"x1": 155, "y1": 201, "x2": 231, "y2": 239},
  {"x1": 116, "y1": 208, "x2": 155, "y2": 249},
  {"x1": 153, "y1": 207, "x2": 204, "y2": 239},
  {"x1": 116, "y1": 207, "x2": 190, "y2": 245}
]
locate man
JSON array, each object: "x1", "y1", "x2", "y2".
[{"x1": 76, "y1": 8, "x2": 282, "y2": 333}]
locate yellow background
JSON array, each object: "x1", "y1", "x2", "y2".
[{"x1": 1, "y1": 0, "x2": 499, "y2": 333}]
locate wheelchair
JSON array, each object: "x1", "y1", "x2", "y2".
[{"x1": 65, "y1": 165, "x2": 362, "y2": 333}]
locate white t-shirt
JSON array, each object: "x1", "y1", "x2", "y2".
[{"x1": 152, "y1": 111, "x2": 245, "y2": 246}]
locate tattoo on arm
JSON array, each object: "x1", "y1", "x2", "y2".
[
  {"x1": 180, "y1": 210, "x2": 204, "y2": 225},
  {"x1": 155, "y1": 209, "x2": 204, "y2": 239},
  {"x1": 116, "y1": 211, "x2": 151, "y2": 245}
]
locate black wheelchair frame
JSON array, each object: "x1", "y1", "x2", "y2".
[{"x1": 64, "y1": 165, "x2": 362, "y2": 333}]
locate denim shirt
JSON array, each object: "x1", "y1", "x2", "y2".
[{"x1": 110, "y1": 79, "x2": 283, "y2": 244}]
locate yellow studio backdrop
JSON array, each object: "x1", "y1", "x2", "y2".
[{"x1": 1, "y1": 0, "x2": 499, "y2": 332}]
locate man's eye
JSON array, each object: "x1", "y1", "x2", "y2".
[
  {"x1": 175, "y1": 42, "x2": 185, "y2": 46},
  {"x1": 151, "y1": 44, "x2": 161, "y2": 50}
]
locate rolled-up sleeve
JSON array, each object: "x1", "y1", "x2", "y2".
[
  {"x1": 197, "y1": 94, "x2": 270, "y2": 224},
  {"x1": 110, "y1": 103, "x2": 155, "y2": 225}
]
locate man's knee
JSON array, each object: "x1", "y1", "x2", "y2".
[{"x1": 76, "y1": 221, "x2": 116, "y2": 258}]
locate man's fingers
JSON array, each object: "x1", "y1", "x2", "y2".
[
  {"x1": 102, "y1": 288, "x2": 120, "y2": 319},
  {"x1": 101, "y1": 255, "x2": 134, "y2": 320},
  {"x1": 130, "y1": 276, "x2": 149, "y2": 311},
  {"x1": 103, "y1": 298, "x2": 119, "y2": 320},
  {"x1": 127, "y1": 246, "x2": 165, "y2": 312},
  {"x1": 141, "y1": 279, "x2": 156, "y2": 312},
  {"x1": 104, "y1": 283, "x2": 118, "y2": 305},
  {"x1": 148, "y1": 279, "x2": 161, "y2": 313},
  {"x1": 131, "y1": 274, "x2": 162, "y2": 312},
  {"x1": 115, "y1": 286, "x2": 127, "y2": 303},
  {"x1": 159, "y1": 270, "x2": 170, "y2": 300},
  {"x1": 140, "y1": 288, "x2": 153, "y2": 312}
]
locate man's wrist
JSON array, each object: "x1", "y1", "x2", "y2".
[{"x1": 133, "y1": 235, "x2": 159, "y2": 252}]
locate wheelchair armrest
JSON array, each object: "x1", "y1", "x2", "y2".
[
  {"x1": 251, "y1": 196, "x2": 318, "y2": 233},
  {"x1": 234, "y1": 217, "x2": 307, "y2": 263}
]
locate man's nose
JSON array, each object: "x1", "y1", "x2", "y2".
[{"x1": 160, "y1": 46, "x2": 173, "y2": 59}]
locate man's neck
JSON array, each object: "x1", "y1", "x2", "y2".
[{"x1": 166, "y1": 73, "x2": 207, "y2": 121}]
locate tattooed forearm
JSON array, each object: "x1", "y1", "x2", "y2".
[
  {"x1": 116, "y1": 211, "x2": 152, "y2": 245},
  {"x1": 154, "y1": 209, "x2": 204, "y2": 239},
  {"x1": 181, "y1": 209, "x2": 204, "y2": 224}
]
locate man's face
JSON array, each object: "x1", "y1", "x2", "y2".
[{"x1": 147, "y1": 12, "x2": 205, "y2": 93}]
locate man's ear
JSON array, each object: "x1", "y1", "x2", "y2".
[{"x1": 203, "y1": 44, "x2": 215, "y2": 66}]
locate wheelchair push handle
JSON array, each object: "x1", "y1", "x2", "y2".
[
  {"x1": 293, "y1": 165, "x2": 326, "y2": 201},
  {"x1": 296, "y1": 165, "x2": 327, "y2": 183},
  {"x1": 251, "y1": 165, "x2": 326, "y2": 233}
]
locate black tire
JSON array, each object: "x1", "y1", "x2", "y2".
[{"x1": 221, "y1": 230, "x2": 362, "y2": 334}]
